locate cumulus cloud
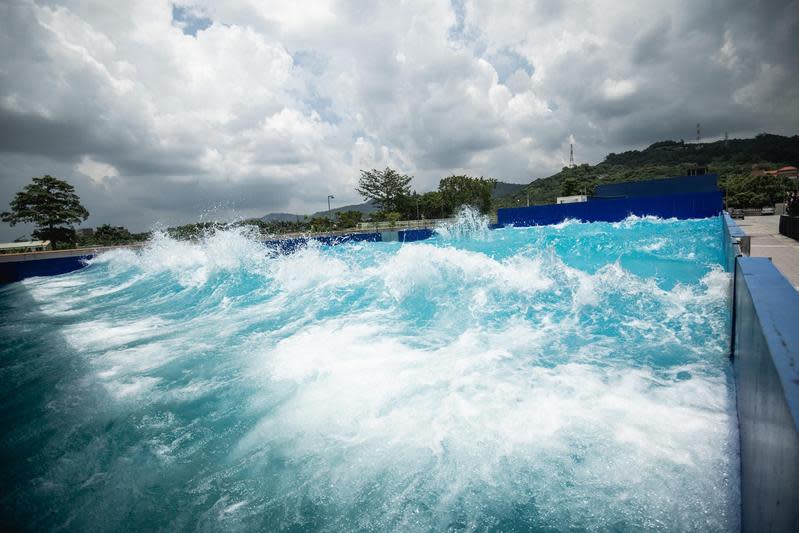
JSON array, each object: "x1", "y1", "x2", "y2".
[{"x1": 0, "y1": 0, "x2": 797, "y2": 237}]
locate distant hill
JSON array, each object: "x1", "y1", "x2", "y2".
[
  {"x1": 261, "y1": 212, "x2": 304, "y2": 222},
  {"x1": 491, "y1": 181, "x2": 526, "y2": 198},
  {"x1": 493, "y1": 133, "x2": 799, "y2": 209},
  {"x1": 312, "y1": 199, "x2": 381, "y2": 219}
]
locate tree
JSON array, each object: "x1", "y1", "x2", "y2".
[
  {"x1": 2, "y1": 175, "x2": 89, "y2": 248},
  {"x1": 560, "y1": 177, "x2": 582, "y2": 197},
  {"x1": 725, "y1": 174, "x2": 791, "y2": 208},
  {"x1": 335, "y1": 210, "x2": 363, "y2": 228},
  {"x1": 438, "y1": 175, "x2": 497, "y2": 215},
  {"x1": 308, "y1": 216, "x2": 334, "y2": 232},
  {"x1": 384, "y1": 211, "x2": 402, "y2": 226},
  {"x1": 418, "y1": 191, "x2": 445, "y2": 219},
  {"x1": 355, "y1": 167, "x2": 412, "y2": 213}
]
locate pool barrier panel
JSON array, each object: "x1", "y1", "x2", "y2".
[
  {"x1": 497, "y1": 190, "x2": 723, "y2": 227},
  {"x1": 732, "y1": 258, "x2": 799, "y2": 532},
  {"x1": 724, "y1": 212, "x2": 799, "y2": 532}
]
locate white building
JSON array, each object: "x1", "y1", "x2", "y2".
[
  {"x1": 0, "y1": 240, "x2": 52, "y2": 254},
  {"x1": 556, "y1": 195, "x2": 588, "y2": 204}
]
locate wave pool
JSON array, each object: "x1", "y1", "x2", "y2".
[{"x1": 0, "y1": 214, "x2": 740, "y2": 531}]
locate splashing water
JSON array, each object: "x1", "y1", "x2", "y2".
[
  {"x1": 435, "y1": 205, "x2": 490, "y2": 239},
  {"x1": 0, "y1": 216, "x2": 739, "y2": 531}
]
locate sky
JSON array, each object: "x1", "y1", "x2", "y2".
[{"x1": 1, "y1": 0, "x2": 797, "y2": 238}]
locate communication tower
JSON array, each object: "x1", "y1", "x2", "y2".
[{"x1": 569, "y1": 143, "x2": 575, "y2": 167}]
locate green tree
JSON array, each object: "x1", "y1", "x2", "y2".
[
  {"x1": 725, "y1": 174, "x2": 791, "y2": 208},
  {"x1": 418, "y1": 191, "x2": 445, "y2": 219},
  {"x1": 95, "y1": 224, "x2": 131, "y2": 243},
  {"x1": 308, "y1": 216, "x2": 335, "y2": 231},
  {"x1": 438, "y1": 175, "x2": 497, "y2": 215},
  {"x1": 355, "y1": 167, "x2": 412, "y2": 213},
  {"x1": 335, "y1": 210, "x2": 363, "y2": 228},
  {"x1": 384, "y1": 211, "x2": 402, "y2": 226},
  {"x1": 2, "y1": 175, "x2": 89, "y2": 248},
  {"x1": 560, "y1": 177, "x2": 582, "y2": 197}
]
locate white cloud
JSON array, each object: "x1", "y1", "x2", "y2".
[
  {"x1": 75, "y1": 156, "x2": 118, "y2": 184},
  {"x1": 601, "y1": 78, "x2": 637, "y2": 101},
  {"x1": 0, "y1": 0, "x2": 797, "y2": 237}
]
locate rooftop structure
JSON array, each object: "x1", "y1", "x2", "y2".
[
  {"x1": 0, "y1": 240, "x2": 52, "y2": 254},
  {"x1": 556, "y1": 195, "x2": 588, "y2": 204},
  {"x1": 750, "y1": 165, "x2": 798, "y2": 178}
]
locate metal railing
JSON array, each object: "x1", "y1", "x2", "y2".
[
  {"x1": 355, "y1": 214, "x2": 498, "y2": 231},
  {"x1": 356, "y1": 218, "x2": 455, "y2": 231}
]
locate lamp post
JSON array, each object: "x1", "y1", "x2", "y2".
[{"x1": 327, "y1": 195, "x2": 334, "y2": 212}]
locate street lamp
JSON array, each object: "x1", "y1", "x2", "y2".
[{"x1": 327, "y1": 195, "x2": 335, "y2": 212}]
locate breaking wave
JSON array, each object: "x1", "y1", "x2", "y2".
[{"x1": 0, "y1": 214, "x2": 738, "y2": 531}]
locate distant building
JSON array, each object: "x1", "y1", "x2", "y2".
[
  {"x1": 750, "y1": 165, "x2": 798, "y2": 179},
  {"x1": 0, "y1": 240, "x2": 52, "y2": 254},
  {"x1": 685, "y1": 163, "x2": 708, "y2": 176},
  {"x1": 556, "y1": 195, "x2": 588, "y2": 204},
  {"x1": 77, "y1": 228, "x2": 94, "y2": 236}
]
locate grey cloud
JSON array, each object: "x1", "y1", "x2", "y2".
[
  {"x1": 1, "y1": 0, "x2": 798, "y2": 241},
  {"x1": 632, "y1": 16, "x2": 671, "y2": 65}
]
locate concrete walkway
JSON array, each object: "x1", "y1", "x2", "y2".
[{"x1": 735, "y1": 215, "x2": 799, "y2": 289}]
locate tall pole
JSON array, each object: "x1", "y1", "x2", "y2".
[{"x1": 327, "y1": 195, "x2": 334, "y2": 212}]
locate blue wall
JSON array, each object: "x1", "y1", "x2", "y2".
[
  {"x1": 594, "y1": 173, "x2": 718, "y2": 198},
  {"x1": 264, "y1": 232, "x2": 383, "y2": 254},
  {"x1": 0, "y1": 255, "x2": 92, "y2": 284},
  {"x1": 498, "y1": 190, "x2": 723, "y2": 226},
  {"x1": 732, "y1": 257, "x2": 799, "y2": 532},
  {"x1": 723, "y1": 213, "x2": 746, "y2": 273},
  {"x1": 399, "y1": 228, "x2": 434, "y2": 242}
]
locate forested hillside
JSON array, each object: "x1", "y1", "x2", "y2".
[{"x1": 494, "y1": 133, "x2": 799, "y2": 209}]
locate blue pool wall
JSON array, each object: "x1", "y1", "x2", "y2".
[
  {"x1": 722, "y1": 213, "x2": 745, "y2": 273},
  {"x1": 723, "y1": 217, "x2": 799, "y2": 532},
  {"x1": 0, "y1": 254, "x2": 92, "y2": 284},
  {"x1": 497, "y1": 190, "x2": 723, "y2": 227},
  {"x1": 594, "y1": 173, "x2": 719, "y2": 198},
  {"x1": 732, "y1": 259, "x2": 799, "y2": 532}
]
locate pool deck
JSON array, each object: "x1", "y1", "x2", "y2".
[{"x1": 736, "y1": 215, "x2": 799, "y2": 289}]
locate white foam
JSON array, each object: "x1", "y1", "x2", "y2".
[
  {"x1": 239, "y1": 314, "x2": 738, "y2": 529},
  {"x1": 612, "y1": 214, "x2": 678, "y2": 228},
  {"x1": 376, "y1": 243, "x2": 553, "y2": 301},
  {"x1": 640, "y1": 237, "x2": 668, "y2": 252},
  {"x1": 435, "y1": 205, "x2": 490, "y2": 239},
  {"x1": 551, "y1": 217, "x2": 583, "y2": 229},
  {"x1": 90, "y1": 226, "x2": 271, "y2": 287},
  {"x1": 64, "y1": 317, "x2": 170, "y2": 352}
]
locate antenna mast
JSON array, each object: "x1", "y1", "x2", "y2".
[{"x1": 569, "y1": 143, "x2": 575, "y2": 167}]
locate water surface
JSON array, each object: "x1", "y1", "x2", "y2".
[{"x1": 0, "y1": 215, "x2": 739, "y2": 531}]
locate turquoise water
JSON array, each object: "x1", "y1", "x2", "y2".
[{"x1": 0, "y1": 215, "x2": 739, "y2": 531}]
